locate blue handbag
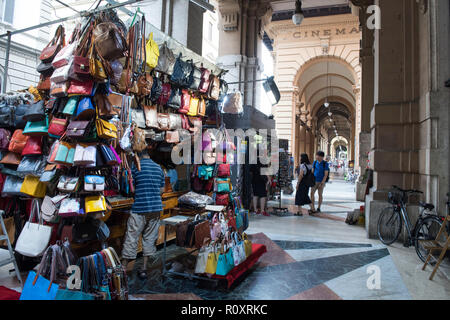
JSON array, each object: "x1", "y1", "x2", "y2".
[
  {"x1": 241, "y1": 209, "x2": 249, "y2": 231},
  {"x1": 20, "y1": 271, "x2": 59, "y2": 300},
  {"x1": 62, "y1": 96, "x2": 80, "y2": 116},
  {"x1": 55, "y1": 289, "x2": 96, "y2": 300},
  {"x1": 75, "y1": 97, "x2": 95, "y2": 120},
  {"x1": 235, "y1": 208, "x2": 243, "y2": 231},
  {"x1": 216, "y1": 248, "x2": 235, "y2": 276},
  {"x1": 198, "y1": 165, "x2": 214, "y2": 180},
  {"x1": 23, "y1": 116, "x2": 49, "y2": 137}
]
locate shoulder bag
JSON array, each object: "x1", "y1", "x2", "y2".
[
  {"x1": 40, "y1": 25, "x2": 65, "y2": 63},
  {"x1": 155, "y1": 42, "x2": 176, "y2": 75}
]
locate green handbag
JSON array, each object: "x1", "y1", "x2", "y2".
[
  {"x1": 55, "y1": 142, "x2": 75, "y2": 165},
  {"x1": 216, "y1": 249, "x2": 234, "y2": 276},
  {"x1": 23, "y1": 116, "x2": 49, "y2": 136},
  {"x1": 216, "y1": 178, "x2": 231, "y2": 193},
  {"x1": 62, "y1": 96, "x2": 80, "y2": 116}
]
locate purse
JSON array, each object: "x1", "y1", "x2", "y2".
[
  {"x1": 54, "y1": 142, "x2": 75, "y2": 165},
  {"x1": 216, "y1": 178, "x2": 232, "y2": 193},
  {"x1": 231, "y1": 232, "x2": 246, "y2": 266},
  {"x1": 157, "y1": 83, "x2": 171, "y2": 106},
  {"x1": 52, "y1": 41, "x2": 77, "y2": 68},
  {"x1": 199, "y1": 68, "x2": 211, "y2": 93},
  {"x1": 208, "y1": 75, "x2": 221, "y2": 100},
  {"x1": 197, "y1": 98, "x2": 206, "y2": 117},
  {"x1": 20, "y1": 175, "x2": 47, "y2": 198},
  {"x1": 2, "y1": 175, "x2": 24, "y2": 196},
  {"x1": 150, "y1": 77, "x2": 162, "y2": 104},
  {"x1": 73, "y1": 144, "x2": 96, "y2": 166},
  {"x1": 137, "y1": 73, "x2": 153, "y2": 97},
  {"x1": 62, "y1": 96, "x2": 79, "y2": 116},
  {"x1": 66, "y1": 120, "x2": 91, "y2": 139},
  {"x1": 215, "y1": 193, "x2": 229, "y2": 206},
  {"x1": 14, "y1": 104, "x2": 30, "y2": 128},
  {"x1": 76, "y1": 97, "x2": 95, "y2": 120},
  {"x1": 93, "y1": 22, "x2": 127, "y2": 61},
  {"x1": 84, "y1": 175, "x2": 105, "y2": 192},
  {"x1": 179, "y1": 89, "x2": 191, "y2": 114},
  {"x1": 167, "y1": 88, "x2": 181, "y2": 110},
  {"x1": 89, "y1": 42, "x2": 108, "y2": 81},
  {"x1": 132, "y1": 126, "x2": 147, "y2": 152},
  {"x1": 99, "y1": 144, "x2": 118, "y2": 166},
  {"x1": 22, "y1": 136, "x2": 43, "y2": 156},
  {"x1": 142, "y1": 105, "x2": 157, "y2": 128},
  {"x1": 50, "y1": 81, "x2": 70, "y2": 97},
  {"x1": 23, "y1": 100, "x2": 45, "y2": 122},
  {"x1": 0, "y1": 151, "x2": 22, "y2": 165},
  {"x1": 168, "y1": 113, "x2": 182, "y2": 130},
  {"x1": 85, "y1": 195, "x2": 107, "y2": 214},
  {"x1": 23, "y1": 116, "x2": 49, "y2": 137},
  {"x1": 17, "y1": 155, "x2": 46, "y2": 176},
  {"x1": 217, "y1": 164, "x2": 231, "y2": 177},
  {"x1": 50, "y1": 63, "x2": 72, "y2": 84},
  {"x1": 131, "y1": 108, "x2": 146, "y2": 129},
  {"x1": 40, "y1": 164, "x2": 58, "y2": 184},
  {"x1": 216, "y1": 244, "x2": 235, "y2": 276},
  {"x1": 155, "y1": 42, "x2": 176, "y2": 75},
  {"x1": 96, "y1": 117, "x2": 118, "y2": 140},
  {"x1": 157, "y1": 113, "x2": 170, "y2": 131},
  {"x1": 145, "y1": 32, "x2": 159, "y2": 69},
  {"x1": 222, "y1": 92, "x2": 243, "y2": 114},
  {"x1": 242, "y1": 233, "x2": 252, "y2": 257},
  {"x1": 194, "y1": 240, "x2": 212, "y2": 274},
  {"x1": 194, "y1": 215, "x2": 211, "y2": 249},
  {"x1": 0, "y1": 128, "x2": 10, "y2": 149},
  {"x1": 58, "y1": 198, "x2": 81, "y2": 217},
  {"x1": 188, "y1": 64, "x2": 202, "y2": 90},
  {"x1": 165, "y1": 131, "x2": 180, "y2": 144},
  {"x1": 37, "y1": 75, "x2": 51, "y2": 91},
  {"x1": 103, "y1": 92, "x2": 123, "y2": 117},
  {"x1": 37, "y1": 61, "x2": 54, "y2": 76},
  {"x1": 187, "y1": 96, "x2": 199, "y2": 116},
  {"x1": 204, "y1": 245, "x2": 219, "y2": 275},
  {"x1": 48, "y1": 117, "x2": 68, "y2": 139},
  {"x1": 40, "y1": 25, "x2": 65, "y2": 63},
  {"x1": 171, "y1": 54, "x2": 193, "y2": 86},
  {"x1": 57, "y1": 176, "x2": 80, "y2": 193},
  {"x1": 41, "y1": 195, "x2": 67, "y2": 223},
  {"x1": 0, "y1": 104, "x2": 14, "y2": 127},
  {"x1": 68, "y1": 79, "x2": 95, "y2": 96},
  {"x1": 9, "y1": 129, "x2": 29, "y2": 154}
]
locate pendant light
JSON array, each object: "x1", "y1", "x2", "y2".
[
  {"x1": 292, "y1": 0, "x2": 305, "y2": 26},
  {"x1": 324, "y1": 57, "x2": 330, "y2": 108}
]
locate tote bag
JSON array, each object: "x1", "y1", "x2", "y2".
[
  {"x1": 20, "y1": 271, "x2": 59, "y2": 300},
  {"x1": 15, "y1": 199, "x2": 52, "y2": 257}
]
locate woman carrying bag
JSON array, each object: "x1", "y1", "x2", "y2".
[{"x1": 294, "y1": 153, "x2": 315, "y2": 216}]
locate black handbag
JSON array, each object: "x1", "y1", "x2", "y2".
[
  {"x1": 96, "y1": 145, "x2": 106, "y2": 168},
  {"x1": 219, "y1": 79, "x2": 229, "y2": 100},
  {"x1": 23, "y1": 100, "x2": 45, "y2": 122},
  {"x1": 170, "y1": 54, "x2": 193, "y2": 86},
  {"x1": 37, "y1": 62, "x2": 54, "y2": 76},
  {"x1": 72, "y1": 217, "x2": 99, "y2": 244},
  {"x1": 150, "y1": 77, "x2": 162, "y2": 104},
  {"x1": 188, "y1": 64, "x2": 202, "y2": 90},
  {"x1": 0, "y1": 104, "x2": 14, "y2": 127},
  {"x1": 14, "y1": 104, "x2": 29, "y2": 128},
  {"x1": 167, "y1": 88, "x2": 181, "y2": 110}
]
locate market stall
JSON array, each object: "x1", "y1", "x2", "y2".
[{"x1": 0, "y1": 5, "x2": 265, "y2": 300}]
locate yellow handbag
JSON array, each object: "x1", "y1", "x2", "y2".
[
  {"x1": 96, "y1": 107, "x2": 118, "y2": 140},
  {"x1": 85, "y1": 195, "x2": 107, "y2": 214},
  {"x1": 20, "y1": 175, "x2": 47, "y2": 198},
  {"x1": 242, "y1": 233, "x2": 252, "y2": 257},
  {"x1": 205, "y1": 249, "x2": 219, "y2": 274},
  {"x1": 89, "y1": 43, "x2": 107, "y2": 81},
  {"x1": 187, "y1": 96, "x2": 199, "y2": 116},
  {"x1": 145, "y1": 32, "x2": 159, "y2": 69}
]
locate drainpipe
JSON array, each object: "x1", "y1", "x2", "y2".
[{"x1": 2, "y1": 31, "x2": 11, "y2": 94}]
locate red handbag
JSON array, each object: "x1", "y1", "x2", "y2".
[
  {"x1": 9, "y1": 130, "x2": 29, "y2": 154},
  {"x1": 226, "y1": 208, "x2": 237, "y2": 231},
  {"x1": 198, "y1": 68, "x2": 211, "y2": 93},
  {"x1": 68, "y1": 79, "x2": 94, "y2": 95},
  {"x1": 204, "y1": 179, "x2": 214, "y2": 193},
  {"x1": 216, "y1": 153, "x2": 227, "y2": 164},
  {"x1": 48, "y1": 117, "x2": 68, "y2": 138},
  {"x1": 157, "y1": 83, "x2": 172, "y2": 106},
  {"x1": 21, "y1": 136, "x2": 43, "y2": 156},
  {"x1": 217, "y1": 164, "x2": 230, "y2": 177},
  {"x1": 179, "y1": 89, "x2": 191, "y2": 114},
  {"x1": 215, "y1": 193, "x2": 229, "y2": 206}
]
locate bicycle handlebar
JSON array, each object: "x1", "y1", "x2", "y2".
[{"x1": 392, "y1": 185, "x2": 423, "y2": 194}]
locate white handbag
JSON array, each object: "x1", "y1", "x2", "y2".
[
  {"x1": 15, "y1": 199, "x2": 52, "y2": 257},
  {"x1": 41, "y1": 194, "x2": 69, "y2": 223},
  {"x1": 73, "y1": 144, "x2": 96, "y2": 166},
  {"x1": 52, "y1": 42, "x2": 76, "y2": 68},
  {"x1": 194, "y1": 243, "x2": 212, "y2": 274},
  {"x1": 231, "y1": 232, "x2": 246, "y2": 266},
  {"x1": 50, "y1": 62, "x2": 72, "y2": 83},
  {"x1": 84, "y1": 175, "x2": 105, "y2": 192},
  {"x1": 58, "y1": 198, "x2": 81, "y2": 217},
  {"x1": 57, "y1": 176, "x2": 80, "y2": 193}
]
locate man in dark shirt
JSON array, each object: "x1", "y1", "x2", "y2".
[{"x1": 121, "y1": 149, "x2": 165, "y2": 280}]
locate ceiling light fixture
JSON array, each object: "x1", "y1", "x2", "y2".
[{"x1": 292, "y1": 0, "x2": 304, "y2": 26}]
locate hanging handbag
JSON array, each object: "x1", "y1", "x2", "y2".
[
  {"x1": 165, "y1": 131, "x2": 180, "y2": 144},
  {"x1": 187, "y1": 96, "x2": 199, "y2": 116},
  {"x1": 40, "y1": 25, "x2": 65, "y2": 63},
  {"x1": 103, "y1": 92, "x2": 123, "y2": 117},
  {"x1": 168, "y1": 113, "x2": 182, "y2": 130},
  {"x1": 20, "y1": 175, "x2": 47, "y2": 198},
  {"x1": 41, "y1": 195, "x2": 65, "y2": 223},
  {"x1": 198, "y1": 98, "x2": 206, "y2": 117},
  {"x1": 0, "y1": 151, "x2": 22, "y2": 165},
  {"x1": 132, "y1": 126, "x2": 147, "y2": 152},
  {"x1": 179, "y1": 89, "x2": 191, "y2": 114},
  {"x1": 2, "y1": 175, "x2": 24, "y2": 196},
  {"x1": 76, "y1": 97, "x2": 95, "y2": 120},
  {"x1": 188, "y1": 64, "x2": 202, "y2": 90},
  {"x1": 58, "y1": 198, "x2": 81, "y2": 217},
  {"x1": 215, "y1": 193, "x2": 229, "y2": 206},
  {"x1": 170, "y1": 54, "x2": 193, "y2": 86},
  {"x1": 242, "y1": 233, "x2": 252, "y2": 257},
  {"x1": 157, "y1": 113, "x2": 170, "y2": 131},
  {"x1": 219, "y1": 79, "x2": 229, "y2": 100},
  {"x1": 0, "y1": 128, "x2": 10, "y2": 149},
  {"x1": 96, "y1": 117, "x2": 118, "y2": 140},
  {"x1": 40, "y1": 164, "x2": 58, "y2": 184},
  {"x1": 208, "y1": 75, "x2": 220, "y2": 101},
  {"x1": 23, "y1": 116, "x2": 49, "y2": 136},
  {"x1": 48, "y1": 117, "x2": 68, "y2": 139},
  {"x1": 23, "y1": 100, "x2": 45, "y2": 122},
  {"x1": 93, "y1": 22, "x2": 127, "y2": 61},
  {"x1": 54, "y1": 142, "x2": 75, "y2": 165},
  {"x1": 199, "y1": 68, "x2": 211, "y2": 93},
  {"x1": 9, "y1": 129, "x2": 29, "y2": 154},
  {"x1": 57, "y1": 176, "x2": 80, "y2": 193},
  {"x1": 85, "y1": 195, "x2": 107, "y2": 214},
  {"x1": 14, "y1": 104, "x2": 30, "y2": 128},
  {"x1": 150, "y1": 77, "x2": 162, "y2": 104},
  {"x1": 0, "y1": 104, "x2": 13, "y2": 127},
  {"x1": 17, "y1": 155, "x2": 46, "y2": 176},
  {"x1": 73, "y1": 144, "x2": 96, "y2": 166},
  {"x1": 155, "y1": 42, "x2": 176, "y2": 75},
  {"x1": 204, "y1": 245, "x2": 219, "y2": 275},
  {"x1": 66, "y1": 120, "x2": 91, "y2": 139},
  {"x1": 216, "y1": 178, "x2": 232, "y2": 193},
  {"x1": 62, "y1": 96, "x2": 79, "y2": 116},
  {"x1": 217, "y1": 164, "x2": 231, "y2": 177},
  {"x1": 37, "y1": 61, "x2": 54, "y2": 76},
  {"x1": 145, "y1": 32, "x2": 159, "y2": 69},
  {"x1": 68, "y1": 79, "x2": 95, "y2": 96},
  {"x1": 52, "y1": 41, "x2": 77, "y2": 68},
  {"x1": 144, "y1": 106, "x2": 159, "y2": 129},
  {"x1": 194, "y1": 215, "x2": 211, "y2": 249},
  {"x1": 50, "y1": 63, "x2": 72, "y2": 84},
  {"x1": 137, "y1": 73, "x2": 153, "y2": 97},
  {"x1": 222, "y1": 91, "x2": 243, "y2": 114},
  {"x1": 37, "y1": 74, "x2": 51, "y2": 91},
  {"x1": 84, "y1": 175, "x2": 105, "y2": 192},
  {"x1": 210, "y1": 213, "x2": 222, "y2": 241},
  {"x1": 167, "y1": 87, "x2": 181, "y2": 110},
  {"x1": 157, "y1": 83, "x2": 171, "y2": 106},
  {"x1": 15, "y1": 199, "x2": 52, "y2": 257},
  {"x1": 130, "y1": 108, "x2": 146, "y2": 129},
  {"x1": 99, "y1": 144, "x2": 118, "y2": 165},
  {"x1": 50, "y1": 81, "x2": 70, "y2": 97}
]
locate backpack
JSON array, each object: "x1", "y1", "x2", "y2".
[
  {"x1": 303, "y1": 165, "x2": 316, "y2": 187},
  {"x1": 314, "y1": 160, "x2": 330, "y2": 183}
]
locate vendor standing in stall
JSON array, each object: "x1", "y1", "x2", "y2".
[{"x1": 121, "y1": 146, "x2": 166, "y2": 280}]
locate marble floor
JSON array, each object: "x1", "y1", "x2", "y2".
[{"x1": 2, "y1": 173, "x2": 450, "y2": 300}]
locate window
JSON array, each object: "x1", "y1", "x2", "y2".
[
  {"x1": 0, "y1": 0, "x2": 15, "y2": 24},
  {"x1": 207, "y1": 22, "x2": 213, "y2": 41}
]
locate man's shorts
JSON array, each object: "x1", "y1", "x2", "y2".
[{"x1": 310, "y1": 182, "x2": 325, "y2": 195}]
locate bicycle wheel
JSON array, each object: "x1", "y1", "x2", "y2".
[
  {"x1": 377, "y1": 207, "x2": 402, "y2": 245},
  {"x1": 414, "y1": 216, "x2": 444, "y2": 263}
]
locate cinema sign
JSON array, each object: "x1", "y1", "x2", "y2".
[{"x1": 293, "y1": 27, "x2": 361, "y2": 39}]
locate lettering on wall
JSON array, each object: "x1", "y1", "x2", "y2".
[{"x1": 293, "y1": 27, "x2": 361, "y2": 39}]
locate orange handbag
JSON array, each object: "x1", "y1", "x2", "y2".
[{"x1": 9, "y1": 130, "x2": 29, "y2": 154}]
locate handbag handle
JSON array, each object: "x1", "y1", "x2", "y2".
[{"x1": 28, "y1": 198, "x2": 42, "y2": 225}]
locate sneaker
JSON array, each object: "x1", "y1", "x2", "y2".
[{"x1": 316, "y1": 208, "x2": 321, "y2": 213}]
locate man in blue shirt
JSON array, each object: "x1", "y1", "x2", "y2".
[
  {"x1": 310, "y1": 151, "x2": 330, "y2": 213},
  {"x1": 121, "y1": 148, "x2": 165, "y2": 280}
]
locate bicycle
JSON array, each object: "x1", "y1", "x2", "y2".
[{"x1": 377, "y1": 185, "x2": 446, "y2": 262}]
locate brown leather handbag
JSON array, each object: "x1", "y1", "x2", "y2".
[
  {"x1": 208, "y1": 75, "x2": 220, "y2": 101},
  {"x1": 157, "y1": 113, "x2": 170, "y2": 131},
  {"x1": 194, "y1": 219, "x2": 211, "y2": 249},
  {"x1": 176, "y1": 220, "x2": 190, "y2": 247},
  {"x1": 143, "y1": 105, "x2": 158, "y2": 129},
  {"x1": 40, "y1": 25, "x2": 65, "y2": 63},
  {"x1": 132, "y1": 125, "x2": 147, "y2": 152},
  {"x1": 37, "y1": 74, "x2": 51, "y2": 91},
  {"x1": 93, "y1": 22, "x2": 127, "y2": 61},
  {"x1": 0, "y1": 152, "x2": 22, "y2": 165},
  {"x1": 137, "y1": 73, "x2": 153, "y2": 96}
]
